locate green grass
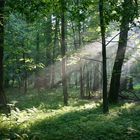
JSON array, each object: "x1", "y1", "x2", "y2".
[
  {"x1": 0, "y1": 88, "x2": 140, "y2": 140},
  {"x1": 134, "y1": 84, "x2": 140, "y2": 91}
]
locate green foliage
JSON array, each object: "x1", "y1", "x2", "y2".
[
  {"x1": 104, "y1": 0, "x2": 139, "y2": 25},
  {"x1": 2, "y1": 0, "x2": 140, "y2": 138},
  {"x1": 1, "y1": 89, "x2": 140, "y2": 139},
  {"x1": 134, "y1": 84, "x2": 140, "y2": 91},
  {"x1": 3, "y1": 0, "x2": 102, "y2": 89},
  {"x1": 6, "y1": 0, "x2": 47, "y2": 22}
]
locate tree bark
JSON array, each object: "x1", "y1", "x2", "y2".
[
  {"x1": 61, "y1": 0, "x2": 68, "y2": 105},
  {"x1": 99, "y1": 0, "x2": 109, "y2": 113},
  {"x1": 71, "y1": 22, "x2": 77, "y2": 50},
  {"x1": 0, "y1": 0, "x2": 7, "y2": 106},
  {"x1": 109, "y1": 18, "x2": 129, "y2": 103}
]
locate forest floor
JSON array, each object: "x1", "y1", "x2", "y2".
[{"x1": 0, "y1": 87, "x2": 140, "y2": 140}]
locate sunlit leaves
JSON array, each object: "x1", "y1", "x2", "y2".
[
  {"x1": 104, "y1": 0, "x2": 139, "y2": 25},
  {"x1": 6, "y1": 0, "x2": 47, "y2": 22}
]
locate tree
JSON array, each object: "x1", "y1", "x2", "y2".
[
  {"x1": 80, "y1": 59, "x2": 84, "y2": 98},
  {"x1": 61, "y1": 0, "x2": 68, "y2": 105},
  {"x1": 34, "y1": 31, "x2": 40, "y2": 90},
  {"x1": 108, "y1": 0, "x2": 138, "y2": 103},
  {"x1": 51, "y1": 16, "x2": 59, "y2": 88},
  {"x1": 99, "y1": 0, "x2": 109, "y2": 113},
  {"x1": 0, "y1": 0, "x2": 7, "y2": 106}
]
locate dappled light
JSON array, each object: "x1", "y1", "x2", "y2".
[
  {"x1": 1, "y1": 100, "x2": 140, "y2": 139},
  {"x1": 0, "y1": 0, "x2": 140, "y2": 139}
]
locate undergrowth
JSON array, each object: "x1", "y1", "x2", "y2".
[{"x1": 0, "y1": 88, "x2": 140, "y2": 140}]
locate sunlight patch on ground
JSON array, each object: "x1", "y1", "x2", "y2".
[
  {"x1": 0, "y1": 101, "x2": 99, "y2": 129},
  {"x1": 121, "y1": 103, "x2": 136, "y2": 110}
]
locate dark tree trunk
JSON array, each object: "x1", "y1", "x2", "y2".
[
  {"x1": 0, "y1": 0, "x2": 7, "y2": 106},
  {"x1": 71, "y1": 22, "x2": 77, "y2": 50},
  {"x1": 76, "y1": 0, "x2": 81, "y2": 48},
  {"x1": 34, "y1": 32, "x2": 40, "y2": 90},
  {"x1": 61, "y1": 0, "x2": 68, "y2": 105},
  {"x1": 78, "y1": 23, "x2": 81, "y2": 48},
  {"x1": 109, "y1": 17, "x2": 129, "y2": 104},
  {"x1": 99, "y1": 0, "x2": 109, "y2": 113}
]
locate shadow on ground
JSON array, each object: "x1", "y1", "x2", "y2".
[{"x1": 25, "y1": 103, "x2": 140, "y2": 140}]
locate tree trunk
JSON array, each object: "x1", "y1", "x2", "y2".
[
  {"x1": 93, "y1": 64, "x2": 100, "y2": 91},
  {"x1": 80, "y1": 60, "x2": 84, "y2": 98},
  {"x1": 89, "y1": 69, "x2": 92, "y2": 92},
  {"x1": 51, "y1": 17, "x2": 59, "y2": 88},
  {"x1": 109, "y1": 19, "x2": 129, "y2": 103},
  {"x1": 86, "y1": 70, "x2": 90, "y2": 98},
  {"x1": 0, "y1": 0, "x2": 7, "y2": 106},
  {"x1": 45, "y1": 15, "x2": 52, "y2": 87},
  {"x1": 76, "y1": 0, "x2": 81, "y2": 48},
  {"x1": 74, "y1": 72, "x2": 78, "y2": 88},
  {"x1": 99, "y1": 0, "x2": 109, "y2": 113},
  {"x1": 71, "y1": 22, "x2": 77, "y2": 50},
  {"x1": 78, "y1": 22, "x2": 81, "y2": 48},
  {"x1": 61, "y1": 0, "x2": 68, "y2": 105},
  {"x1": 34, "y1": 32, "x2": 40, "y2": 90},
  {"x1": 109, "y1": 0, "x2": 138, "y2": 103},
  {"x1": 23, "y1": 52, "x2": 27, "y2": 94}
]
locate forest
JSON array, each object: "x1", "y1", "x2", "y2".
[{"x1": 0, "y1": 0, "x2": 140, "y2": 139}]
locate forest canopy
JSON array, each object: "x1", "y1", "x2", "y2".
[{"x1": 0, "y1": 0, "x2": 140, "y2": 139}]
